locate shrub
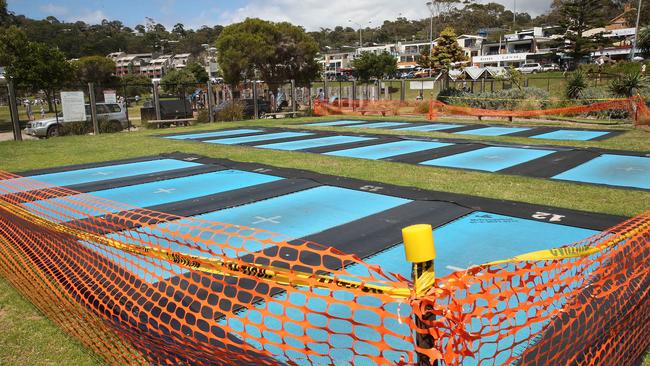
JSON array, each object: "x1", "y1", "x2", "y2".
[
  {"x1": 565, "y1": 71, "x2": 588, "y2": 99},
  {"x1": 436, "y1": 87, "x2": 464, "y2": 104},
  {"x1": 215, "y1": 101, "x2": 244, "y2": 121},
  {"x1": 195, "y1": 110, "x2": 210, "y2": 123},
  {"x1": 578, "y1": 87, "x2": 628, "y2": 119},
  {"x1": 444, "y1": 87, "x2": 550, "y2": 111},
  {"x1": 99, "y1": 119, "x2": 124, "y2": 133},
  {"x1": 58, "y1": 122, "x2": 89, "y2": 136},
  {"x1": 609, "y1": 71, "x2": 645, "y2": 97}
]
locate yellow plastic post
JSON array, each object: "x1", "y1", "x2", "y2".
[
  {"x1": 402, "y1": 224, "x2": 437, "y2": 366},
  {"x1": 402, "y1": 224, "x2": 436, "y2": 264}
]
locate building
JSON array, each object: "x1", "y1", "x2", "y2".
[
  {"x1": 456, "y1": 35, "x2": 485, "y2": 58},
  {"x1": 114, "y1": 53, "x2": 154, "y2": 77},
  {"x1": 172, "y1": 53, "x2": 193, "y2": 69},
  {"x1": 322, "y1": 51, "x2": 355, "y2": 78},
  {"x1": 473, "y1": 27, "x2": 557, "y2": 67},
  {"x1": 140, "y1": 55, "x2": 174, "y2": 79}
]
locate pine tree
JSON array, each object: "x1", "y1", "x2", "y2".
[{"x1": 430, "y1": 27, "x2": 467, "y2": 71}]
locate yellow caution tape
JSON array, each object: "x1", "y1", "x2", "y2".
[
  {"x1": 485, "y1": 225, "x2": 646, "y2": 266},
  {"x1": 0, "y1": 199, "x2": 412, "y2": 299}
]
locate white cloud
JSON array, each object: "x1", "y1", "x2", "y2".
[
  {"x1": 71, "y1": 10, "x2": 108, "y2": 24},
  {"x1": 220, "y1": 0, "x2": 552, "y2": 30},
  {"x1": 39, "y1": 3, "x2": 69, "y2": 16}
]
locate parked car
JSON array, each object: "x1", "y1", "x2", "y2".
[
  {"x1": 25, "y1": 103, "x2": 128, "y2": 138},
  {"x1": 140, "y1": 99, "x2": 193, "y2": 121},
  {"x1": 517, "y1": 63, "x2": 543, "y2": 74},
  {"x1": 212, "y1": 99, "x2": 270, "y2": 119},
  {"x1": 400, "y1": 71, "x2": 416, "y2": 79},
  {"x1": 414, "y1": 69, "x2": 434, "y2": 78},
  {"x1": 542, "y1": 63, "x2": 560, "y2": 72}
]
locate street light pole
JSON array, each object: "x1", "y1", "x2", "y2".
[
  {"x1": 631, "y1": 0, "x2": 643, "y2": 60},
  {"x1": 349, "y1": 20, "x2": 363, "y2": 48},
  {"x1": 426, "y1": 2, "x2": 435, "y2": 77}
]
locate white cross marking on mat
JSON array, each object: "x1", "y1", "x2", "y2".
[
  {"x1": 252, "y1": 216, "x2": 282, "y2": 224},
  {"x1": 154, "y1": 188, "x2": 177, "y2": 194},
  {"x1": 617, "y1": 166, "x2": 645, "y2": 172},
  {"x1": 92, "y1": 171, "x2": 111, "y2": 176}
]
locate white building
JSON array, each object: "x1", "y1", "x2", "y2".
[{"x1": 473, "y1": 27, "x2": 557, "y2": 67}]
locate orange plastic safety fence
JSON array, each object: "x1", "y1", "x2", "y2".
[
  {"x1": 0, "y1": 169, "x2": 648, "y2": 365},
  {"x1": 411, "y1": 211, "x2": 650, "y2": 365},
  {"x1": 0, "y1": 171, "x2": 416, "y2": 365},
  {"x1": 314, "y1": 97, "x2": 650, "y2": 126}
]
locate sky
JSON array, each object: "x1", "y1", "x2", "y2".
[{"x1": 8, "y1": 0, "x2": 553, "y2": 31}]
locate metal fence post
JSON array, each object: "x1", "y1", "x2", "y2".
[
  {"x1": 352, "y1": 80, "x2": 357, "y2": 111},
  {"x1": 7, "y1": 79, "x2": 21, "y2": 141},
  {"x1": 207, "y1": 81, "x2": 215, "y2": 122},
  {"x1": 122, "y1": 82, "x2": 131, "y2": 131},
  {"x1": 291, "y1": 79, "x2": 297, "y2": 113},
  {"x1": 252, "y1": 81, "x2": 259, "y2": 119},
  {"x1": 401, "y1": 79, "x2": 406, "y2": 102},
  {"x1": 88, "y1": 82, "x2": 99, "y2": 135},
  {"x1": 153, "y1": 80, "x2": 162, "y2": 121}
]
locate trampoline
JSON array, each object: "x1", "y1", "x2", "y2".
[
  {"x1": 9, "y1": 154, "x2": 626, "y2": 366},
  {"x1": 302, "y1": 120, "x2": 619, "y2": 141},
  {"x1": 158, "y1": 128, "x2": 649, "y2": 191}
]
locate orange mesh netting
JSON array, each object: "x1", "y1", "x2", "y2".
[
  {"x1": 0, "y1": 170, "x2": 648, "y2": 365},
  {"x1": 314, "y1": 97, "x2": 650, "y2": 126}
]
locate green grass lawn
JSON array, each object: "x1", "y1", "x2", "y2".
[{"x1": 0, "y1": 115, "x2": 648, "y2": 364}]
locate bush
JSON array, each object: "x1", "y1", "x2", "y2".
[
  {"x1": 565, "y1": 71, "x2": 588, "y2": 99},
  {"x1": 58, "y1": 122, "x2": 89, "y2": 136},
  {"x1": 443, "y1": 87, "x2": 550, "y2": 111},
  {"x1": 436, "y1": 87, "x2": 465, "y2": 104},
  {"x1": 215, "y1": 102, "x2": 244, "y2": 121},
  {"x1": 99, "y1": 119, "x2": 124, "y2": 133},
  {"x1": 609, "y1": 71, "x2": 645, "y2": 97},
  {"x1": 195, "y1": 110, "x2": 210, "y2": 123},
  {"x1": 578, "y1": 87, "x2": 628, "y2": 119}
]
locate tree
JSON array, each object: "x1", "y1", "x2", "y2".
[
  {"x1": 186, "y1": 62, "x2": 209, "y2": 83},
  {"x1": 121, "y1": 74, "x2": 152, "y2": 98},
  {"x1": 430, "y1": 27, "x2": 466, "y2": 71},
  {"x1": 352, "y1": 51, "x2": 397, "y2": 81},
  {"x1": 609, "y1": 71, "x2": 645, "y2": 97},
  {"x1": 0, "y1": 26, "x2": 74, "y2": 111},
  {"x1": 160, "y1": 68, "x2": 197, "y2": 95},
  {"x1": 72, "y1": 56, "x2": 116, "y2": 84},
  {"x1": 638, "y1": 26, "x2": 650, "y2": 57},
  {"x1": 215, "y1": 18, "x2": 320, "y2": 88},
  {"x1": 557, "y1": 0, "x2": 607, "y2": 63}
]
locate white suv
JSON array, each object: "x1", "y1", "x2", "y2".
[
  {"x1": 517, "y1": 63, "x2": 543, "y2": 74},
  {"x1": 26, "y1": 103, "x2": 129, "y2": 138}
]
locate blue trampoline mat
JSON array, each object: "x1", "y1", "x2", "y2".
[
  {"x1": 342, "y1": 211, "x2": 598, "y2": 365},
  {"x1": 204, "y1": 131, "x2": 313, "y2": 145},
  {"x1": 396, "y1": 123, "x2": 465, "y2": 132},
  {"x1": 326, "y1": 140, "x2": 451, "y2": 160},
  {"x1": 255, "y1": 135, "x2": 375, "y2": 151},
  {"x1": 420, "y1": 146, "x2": 555, "y2": 172},
  {"x1": 163, "y1": 129, "x2": 263, "y2": 140},
  {"x1": 530, "y1": 129, "x2": 610, "y2": 141},
  {"x1": 95, "y1": 185, "x2": 411, "y2": 282},
  {"x1": 24, "y1": 170, "x2": 282, "y2": 223},
  {"x1": 307, "y1": 120, "x2": 372, "y2": 127},
  {"x1": 454, "y1": 126, "x2": 531, "y2": 136},
  {"x1": 225, "y1": 211, "x2": 597, "y2": 366},
  {"x1": 552, "y1": 154, "x2": 650, "y2": 190},
  {"x1": 347, "y1": 122, "x2": 411, "y2": 129},
  {"x1": 2, "y1": 159, "x2": 201, "y2": 194}
]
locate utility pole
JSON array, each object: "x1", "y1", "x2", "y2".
[
  {"x1": 631, "y1": 0, "x2": 643, "y2": 60},
  {"x1": 513, "y1": 0, "x2": 516, "y2": 29},
  {"x1": 426, "y1": 2, "x2": 435, "y2": 78}
]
